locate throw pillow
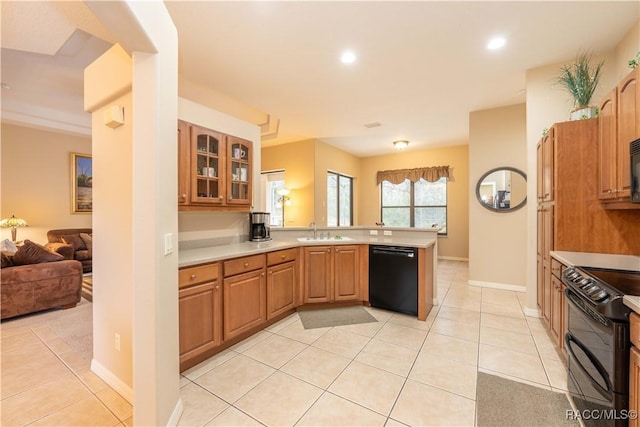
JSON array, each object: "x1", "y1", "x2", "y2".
[
  {"x1": 61, "y1": 234, "x2": 87, "y2": 251},
  {"x1": 0, "y1": 239, "x2": 18, "y2": 254},
  {"x1": 79, "y1": 233, "x2": 92, "y2": 251},
  {"x1": 1, "y1": 251, "x2": 14, "y2": 268},
  {"x1": 12, "y1": 240, "x2": 64, "y2": 265}
]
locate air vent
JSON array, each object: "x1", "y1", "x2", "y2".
[{"x1": 364, "y1": 122, "x2": 381, "y2": 128}]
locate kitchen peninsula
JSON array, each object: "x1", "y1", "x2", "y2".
[{"x1": 177, "y1": 226, "x2": 438, "y2": 371}]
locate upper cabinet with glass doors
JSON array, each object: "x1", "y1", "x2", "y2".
[
  {"x1": 227, "y1": 136, "x2": 252, "y2": 205},
  {"x1": 178, "y1": 121, "x2": 253, "y2": 211}
]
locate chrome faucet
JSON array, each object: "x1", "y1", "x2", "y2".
[{"x1": 309, "y1": 221, "x2": 317, "y2": 239}]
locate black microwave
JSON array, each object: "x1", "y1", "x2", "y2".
[{"x1": 632, "y1": 138, "x2": 640, "y2": 203}]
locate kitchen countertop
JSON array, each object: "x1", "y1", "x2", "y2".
[
  {"x1": 550, "y1": 251, "x2": 640, "y2": 272},
  {"x1": 551, "y1": 251, "x2": 640, "y2": 315},
  {"x1": 179, "y1": 236, "x2": 437, "y2": 267}
]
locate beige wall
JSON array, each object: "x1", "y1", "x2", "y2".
[
  {"x1": 359, "y1": 145, "x2": 469, "y2": 260},
  {"x1": 84, "y1": 44, "x2": 134, "y2": 400},
  {"x1": 0, "y1": 123, "x2": 92, "y2": 243},
  {"x1": 314, "y1": 140, "x2": 361, "y2": 226},
  {"x1": 615, "y1": 21, "x2": 639, "y2": 80},
  {"x1": 469, "y1": 104, "x2": 527, "y2": 288},
  {"x1": 261, "y1": 140, "x2": 315, "y2": 227}
]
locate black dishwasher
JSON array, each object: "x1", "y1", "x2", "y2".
[{"x1": 369, "y1": 246, "x2": 418, "y2": 316}]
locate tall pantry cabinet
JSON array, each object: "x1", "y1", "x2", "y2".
[{"x1": 536, "y1": 119, "x2": 598, "y2": 353}]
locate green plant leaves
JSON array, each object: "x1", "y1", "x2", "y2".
[{"x1": 557, "y1": 51, "x2": 604, "y2": 108}]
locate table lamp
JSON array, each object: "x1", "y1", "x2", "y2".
[{"x1": 0, "y1": 215, "x2": 28, "y2": 242}]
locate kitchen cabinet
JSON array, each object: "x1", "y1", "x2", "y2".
[
  {"x1": 222, "y1": 254, "x2": 266, "y2": 341},
  {"x1": 177, "y1": 120, "x2": 253, "y2": 211},
  {"x1": 550, "y1": 258, "x2": 567, "y2": 356},
  {"x1": 536, "y1": 119, "x2": 598, "y2": 340},
  {"x1": 266, "y1": 248, "x2": 298, "y2": 319},
  {"x1": 303, "y1": 245, "x2": 360, "y2": 304},
  {"x1": 598, "y1": 67, "x2": 640, "y2": 207},
  {"x1": 178, "y1": 263, "x2": 221, "y2": 371},
  {"x1": 630, "y1": 312, "x2": 640, "y2": 427}
]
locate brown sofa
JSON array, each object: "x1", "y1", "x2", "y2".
[
  {"x1": 1, "y1": 259, "x2": 83, "y2": 320},
  {"x1": 46, "y1": 228, "x2": 92, "y2": 273}
]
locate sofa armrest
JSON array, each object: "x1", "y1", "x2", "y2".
[{"x1": 45, "y1": 242, "x2": 74, "y2": 260}]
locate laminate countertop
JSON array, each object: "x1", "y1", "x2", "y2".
[
  {"x1": 178, "y1": 236, "x2": 437, "y2": 268},
  {"x1": 551, "y1": 250, "x2": 640, "y2": 315}
]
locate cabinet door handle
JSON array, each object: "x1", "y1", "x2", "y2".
[
  {"x1": 215, "y1": 285, "x2": 220, "y2": 290},
  {"x1": 335, "y1": 248, "x2": 340, "y2": 252},
  {"x1": 281, "y1": 255, "x2": 286, "y2": 259},
  {"x1": 218, "y1": 196, "x2": 223, "y2": 200},
  {"x1": 190, "y1": 274, "x2": 196, "y2": 279},
  {"x1": 269, "y1": 271, "x2": 273, "y2": 275},
  {"x1": 244, "y1": 262, "x2": 249, "y2": 267},
  {"x1": 229, "y1": 196, "x2": 233, "y2": 201},
  {"x1": 327, "y1": 249, "x2": 331, "y2": 253},
  {"x1": 261, "y1": 273, "x2": 265, "y2": 277}
]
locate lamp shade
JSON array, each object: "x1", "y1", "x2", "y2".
[
  {"x1": 0, "y1": 215, "x2": 27, "y2": 228},
  {"x1": 276, "y1": 187, "x2": 291, "y2": 197}
]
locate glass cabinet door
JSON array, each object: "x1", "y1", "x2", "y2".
[
  {"x1": 191, "y1": 127, "x2": 224, "y2": 204},
  {"x1": 227, "y1": 137, "x2": 252, "y2": 205}
]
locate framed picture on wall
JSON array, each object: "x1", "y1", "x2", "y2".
[{"x1": 71, "y1": 153, "x2": 92, "y2": 213}]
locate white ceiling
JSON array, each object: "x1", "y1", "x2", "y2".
[{"x1": 2, "y1": 1, "x2": 639, "y2": 156}]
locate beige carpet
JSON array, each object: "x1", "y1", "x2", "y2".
[
  {"x1": 298, "y1": 306, "x2": 377, "y2": 329},
  {"x1": 476, "y1": 372, "x2": 578, "y2": 427}
]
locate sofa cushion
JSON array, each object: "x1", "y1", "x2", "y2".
[
  {"x1": 75, "y1": 250, "x2": 91, "y2": 261},
  {"x1": 60, "y1": 234, "x2": 87, "y2": 251},
  {"x1": 1, "y1": 239, "x2": 18, "y2": 254},
  {"x1": 13, "y1": 240, "x2": 64, "y2": 265},
  {"x1": 79, "y1": 233, "x2": 92, "y2": 257},
  {"x1": 1, "y1": 251, "x2": 14, "y2": 268}
]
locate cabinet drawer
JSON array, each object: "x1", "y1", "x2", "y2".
[
  {"x1": 179, "y1": 263, "x2": 220, "y2": 288},
  {"x1": 631, "y1": 313, "x2": 640, "y2": 348},
  {"x1": 224, "y1": 254, "x2": 265, "y2": 277},
  {"x1": 551, "y1": 258, "x2": 565, "y2": 279},
  {"x1": 267, "y1": 248, "x2": 297, "y2": 266}
]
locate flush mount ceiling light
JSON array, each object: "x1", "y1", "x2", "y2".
[
  {"x1": 487, "y1": 36, "x2": 506, "y2": 50},
  {"x1": 393, "y1": 140, "x2": 409, "y2": 150},
  {"x1": 341, "y1": 50, "x2": 357, "y2": 64}
]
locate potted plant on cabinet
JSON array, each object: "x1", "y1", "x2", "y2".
[{"x1": 556, "y1": 51, "x2": 604, "y2": 120}]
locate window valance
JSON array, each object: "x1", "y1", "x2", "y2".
[{"x1": 376, "y1": 166, "x2": 451, "y2": 185}]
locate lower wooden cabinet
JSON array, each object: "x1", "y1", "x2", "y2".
[
  {"x1": 178, "y1": 264, "x2": 222, "y2": 368},
  {"x1": 303, "y1": 245, "x2": 360, "y2": 304},
  {"x1": 223, "y1": 269, "x2": 266, "y2": 341},
  {"x1": 334, "y1": 246, "x2": 360, "y2": 301},
  {"x1": 267, "y1": 261, "x2": 297, "y2": 319}
]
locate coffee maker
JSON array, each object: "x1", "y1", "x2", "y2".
[{"x1": 249, "y1": 212, "x2": 271, "y2": 242}]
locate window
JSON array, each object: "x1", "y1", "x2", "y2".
[
  {"x1": 260, "y1": 171, "x2": 285, "y2": 227},
  {"x1": 381, "y1": 177, "x2": 447, "y2": 235},
  {"x1": 327, "y1": 172, "x2": 353, "y2": 226}
]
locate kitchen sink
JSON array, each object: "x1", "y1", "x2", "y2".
[{"x1": 297, "y1": 236, "x2": 354, "y2": 242}]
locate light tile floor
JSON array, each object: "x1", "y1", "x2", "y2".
[
  {"x1": 179, "y1": 260, "x2": 569, "y2": 427},
  {"x1": 1, "y1": 298, "x2": 132, "y2": 426},
  {"x1": 1, "y1": 260, "x2": 567, "y2": 426}
]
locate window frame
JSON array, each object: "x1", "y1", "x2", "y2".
[
  {"x1": 380, "y1": 177, "x2": 448, "y2": 235},
  {"x1": 327, "y1": 171, "x2": 354, "y2": 227}
]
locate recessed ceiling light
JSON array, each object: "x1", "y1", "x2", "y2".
[
  {"x1": 364, "y1": 122, "x2": 381, "y2": 128},
  {"x1": 487, "y1": 37, "x2": 506, "y2": 51},
  {"x1": 341, "y1": 51, "x2": 357, "y2": 64}
]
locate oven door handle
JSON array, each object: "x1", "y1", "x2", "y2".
[{"x1": 564, "y1": 332, "x2": 614, "y2": 400}]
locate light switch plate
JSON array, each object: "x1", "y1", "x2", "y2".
[
  {"x1": 369, "y1": 230, "x2": 378, "y2": 236},
  {"x1": 383, "y1": 230, "x2": 393, "y2": 236},
  {"x1": 164, "y1": 233, "x2": 173, "y2": 255}
]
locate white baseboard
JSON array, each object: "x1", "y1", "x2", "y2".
[
  {"x1": 523, "y1": 306, "x2": 541, "y2": 318},
  {"x1": 438, "y1": 256, "x2": 469, "y2": 262},
  {"x1": 167, "y1": 398, "x2": 184, "y2": 426},
  {"x1": 432, "y1": 297, "x2": 440, "y2": 306},
  {"x1": 91, "y1": 359, "x2": 134, "y2": 404},
  {"x1": 467, "y1": 279, "x2": 526, "y2": 293}
]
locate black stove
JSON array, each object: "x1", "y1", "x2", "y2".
[
  {"x1": 561, "y1": 265, "x2": 640, "y2": 426},
  {"x1": 562, "y1": 266, "x2": 640, "y2": 321}
]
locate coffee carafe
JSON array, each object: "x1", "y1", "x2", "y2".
[{"x1": 249, "y1": 212, "x2": 271, "y2": 242}]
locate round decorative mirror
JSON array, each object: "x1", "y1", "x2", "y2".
[{"x1": 476, "y1": 167, "x2": 527, "y2": 212}]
